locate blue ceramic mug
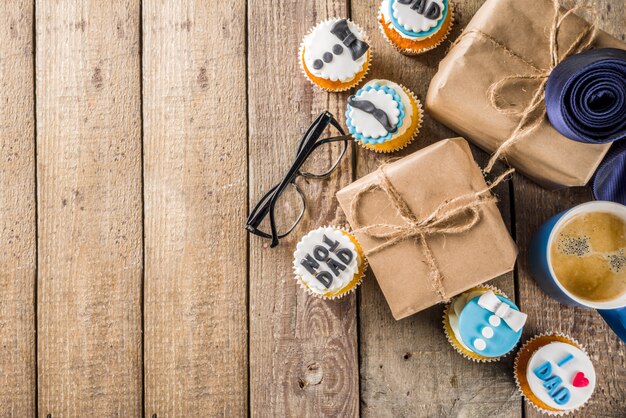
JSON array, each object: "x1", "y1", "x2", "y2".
[{"x1": 529, "y1": 201, "x2": 626, "y2": 343}]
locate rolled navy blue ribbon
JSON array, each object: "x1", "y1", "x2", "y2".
[{"x1": 545, "y1": 48, "x2": 626, "y2": 144}]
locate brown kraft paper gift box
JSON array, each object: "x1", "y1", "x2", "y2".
[
  {"x1": 426, "y1": 0, "x2": 626, "y2": 189},
  {"x1": 336, "y1": 138, "x2": 517, "y2": 320}
]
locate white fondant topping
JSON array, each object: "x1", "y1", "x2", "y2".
[
  {"x1": 349, "y1": 88, "x2": 400, "y2": 139},
  {"x1": 358, "y1": 79, "x2": 415, "y2": 138},
  {"x1": 526, "y1": 342, "x2": 596, "y2": 411},
  {"x1": 391, "y1": 0, "x2": 444, "y2": 33},
  {"x1": 303, "y1": 19, "x2": 368, "y2": 82},
  {"x1": 293, "y1": 227, "x2": 360, "y2": 295},
  {"x1": 489, "y1": 315, "x2": 502, "y2": 327},
  {"x1": 482, "y1": 327, "x2": 494, "y2": 339},
  {"x1": 474, "y1": 338, "x2": 486, "y2": 351}
]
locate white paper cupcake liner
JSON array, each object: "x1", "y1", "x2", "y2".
[
  {"x1": 443, "y1": 284, "x2": 518, "y2": 362},
  {"x1": 513, "y1": 332, "x2": 590, "y2": 416},
  {"x1": 299, "y1": 19, "x2": 372, "y2": 92},
  {"x1": 293, "y1": 225, "x2": 368, "y2": 300},
  {"x1": 378, "y1": 3, "x2": 455, "y2": 56}
]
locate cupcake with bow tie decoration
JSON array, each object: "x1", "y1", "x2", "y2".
[
  {"x1": 300, "y1": 18, "x2": 372, "y2": 92},
  {"x1": 443, "y1": 286, "x2": 527, "y2": 362},
  {"x1": 346, "y1": 79, "x2": 422, "y2": 152},
  {"x1": 378, "y1": 0, "x2": 454, "y2": 55}
]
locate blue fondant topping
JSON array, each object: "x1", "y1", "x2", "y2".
[
  {"x1": 553, "y1": 387, "x2": 571, "y2": 405},
  {"x1": 557, "y1": 353, "x2": 574, "y2": 367},
  {"x1": 346, "y1": 84, "x2": 405, "y2": 144},
  {"x1": 543, "y1": 375, "x2": 563, "y2": 395},
  {"x1": 388, "y1": 0, "x2": 449, "y2": 39},
  {"x1": 458, "y1": 294, "x2": 523, "y2": 357},
  {"x1": 534, "y1": 361, "x2": 552, "y2": 380},
  {"x1": 534, "y1": 360, "x2": 573, "y2": 406}
]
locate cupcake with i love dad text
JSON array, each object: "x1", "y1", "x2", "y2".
[
  {"x1": 300, "y1": 18, "x2": 372, "y2": 92},
  {"x1": 293, "y1": 226, "x2": 367, "y2": 299},
  {"x1": 378, "y1": 0, "x2": 454, "y2": 55},
  {"x1": 514, "y1": 333, "x2": 596, "y2": 415},
  {"x1": 443, "y1": 285, "x2": 527, "y2": 362},
  {"x1": 346, "y1": 79, "x2": 422, "y2": 153}
]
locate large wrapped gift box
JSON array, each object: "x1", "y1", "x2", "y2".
[
  {"x1": 336, "y1": 138, "x2": 517, "y2": 320},
  {"x1": 426, "y1": 0, "x2": 626, "y2": 188}
]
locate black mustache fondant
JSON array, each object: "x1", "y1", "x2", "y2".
[
  {"x1": 330, "y1": 19, "x2": 370, "y2": 61},
  {"x1": 397, "y1": 0, "x2": 442, "y2": 20},
  {"x1": 348, "y1": 96, "x2": 398, "y2": 133}
]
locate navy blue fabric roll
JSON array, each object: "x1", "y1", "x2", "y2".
[
  {"x1": 592, "y1": 139, "x2": 626, "y2": 205},
  {"x1": 545, "y1": 48, "x2": 626, "y2": 144}
]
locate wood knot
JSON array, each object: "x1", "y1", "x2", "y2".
[
  {"x1": 92, "y1": 67, "x2": 103, "y2": 89},
  {"x1": 298, "y1": 362, "x2": 323, "y2": 389},
  {"x1": 197, "y1": 67, "x2": 209, "y2": 89},
  {"x1": 74, "y1": 19, "x2": 86, "y2": 31}
]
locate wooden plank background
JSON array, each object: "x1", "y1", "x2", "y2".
[
  {"x1": 0, "y1": 0, "x2": 622, "y2": 417},
  {"x1": 36, "y1": 0, "x2": 143, "y2": 416},
  {"x1": 142, "y1": 0, "x2": 248, "y2": 416},
  {"x1": 0, "y1": 1, "x2": 36, "y2": 416}
]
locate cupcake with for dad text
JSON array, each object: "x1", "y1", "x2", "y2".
[
  {"x1": 300, "y1": 18, "x2": 371, "y2": 92},
  {"x1": 293, "y1": 226, "x2": 367, "y2": 299},
  {"x1": 514, "y1": 333, "x2": 596, "y2": 415},
  {"x1": 346, "y1": 79, "x2": 422, "y2": 153},
  {"x1": 378, "y1": 0, "x2": 454, "y2": 55},
  {"x1": 443, "y1": 286, "x2": 527, "y2": 362}
]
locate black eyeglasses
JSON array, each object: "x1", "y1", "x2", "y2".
[{"x1": 246, "y1": 111, "x2": 350, "y2": 247}]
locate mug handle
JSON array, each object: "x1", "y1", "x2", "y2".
[{"x1": 598, "y1": 307, "x2": 626, "y2": 343}]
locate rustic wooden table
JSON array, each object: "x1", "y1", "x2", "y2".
[{"x1": 0, "y1": 0, "x2": 624, "y2": 417}]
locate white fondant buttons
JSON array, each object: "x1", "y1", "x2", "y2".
[
  {"x1": 481, "y1": 327, "x2": 494, "y2": 339},
  {"x1": 473, "y1": 338, "x2": 486, "y2": 351},
  {"x1": 489, "y1": 314, "x2": 501, "y2": 327}
]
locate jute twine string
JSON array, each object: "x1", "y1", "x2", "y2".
[
  {"x1": 349, "y1": 165, "x2": 514, "y2": 302},
  {"x1": 449, "y1": 0, "x2": 598, "y2": 173}
]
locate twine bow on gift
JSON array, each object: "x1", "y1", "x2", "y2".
[
  {"x1": 349, "y1": 165, "x2": 513, "y2": 302},
  {"x1": 452, "y1": 0, "x2": 598, "y2": 173}
]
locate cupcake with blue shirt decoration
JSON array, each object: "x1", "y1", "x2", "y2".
[
  {"x1": 443, "y1": 285, "x2": 527, "y2": 362},
  {"x1": 378, "y1": 0, "x2": 454, "y2": 55},
  {"x1": 346, "y1": 79, "x2": 422, "y2": 153}
]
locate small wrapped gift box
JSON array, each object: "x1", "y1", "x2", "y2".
[
  {"x1": 426, "y1": 0, "x2": 626, "y2": 189},
  {"x1": 336, "y1": 138, "x2": 517, "y2": 320}
]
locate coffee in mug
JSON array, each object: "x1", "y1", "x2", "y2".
[{"x1": 549, "y1": 211, "x2": 626, "y2": 303}]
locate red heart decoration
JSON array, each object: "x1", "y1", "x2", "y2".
[{"x1": 573, "y1": 372, "x2": 589, "y2": 388}]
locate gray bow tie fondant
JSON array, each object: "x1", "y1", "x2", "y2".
[
  {"x1": 330, "y1": 19, "x2": 370, "y2": 61},
  {"x1": 348, "y1": 96, "x2": 398, "y2": 133}
]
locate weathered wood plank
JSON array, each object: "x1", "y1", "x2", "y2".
[
  {"x1": 0, "y1": 2, "x2": 36, "y2": 416},
  {"x1": 515, "y1": 1, "x2": 626, "y2": 417},
  {"x1": 36, "y1": 1, "x2": 143, "y2": 416},
  {"x1": 247, "y1": 1, "x2": 359, "y2": 416},
  {"x1": 142, "y1": 1, "x2": 248, "y2": 416},
  {"x1": 351, "y1": 0, "x2": 520, "y2": 416}
]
